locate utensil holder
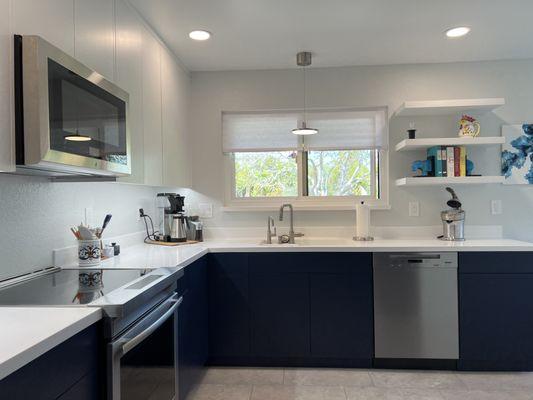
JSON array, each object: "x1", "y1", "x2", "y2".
[{"x1": 78, "y1": 239, "x2": 101, "y2": 267}]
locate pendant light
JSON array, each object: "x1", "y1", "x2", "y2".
[
  {"x1": 292, "y1": 52, "x2": 318, "y2": 135},
  {"x1": 64, "y1": 91, "x2": 91, "y2": 142},
  {"x1": 64, "y1": 131, "x2": 92, "y2": 142}
]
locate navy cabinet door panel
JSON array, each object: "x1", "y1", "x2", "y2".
[
  {"x1": 208, "y1": 253, "x2": 250, "y2": 358},
  {"x1": 178, "y1": 256, "x2": 209, "y2": 400},
  {"x1": 249, "y1": 270, "x2": 310, "y2": 357},
  {"x1": 459, "y1": 273, "x2": 533, "y2": 370},
  {"x1": 309, "y1": 271, "x2": 373, "y2": 359},
  {"x1": 0, "y1": 323, "x2": 101, "y2": 400}
]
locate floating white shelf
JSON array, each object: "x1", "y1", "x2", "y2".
[
  {"x1": 396, "y1": 176, "x2": 505, "y2": 187},
  {"x1": 394, "y1": 98, "x2": 505, "y2": 117},
  {"x1": 395, "y1": 136, "x2": 505, "y2": 151}
]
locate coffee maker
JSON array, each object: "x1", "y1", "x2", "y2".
[{"x1": 156, "y1": 193, "x2": 188, "y2": 242}]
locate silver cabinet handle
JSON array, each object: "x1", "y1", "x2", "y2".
[{"x1": 121, "y1": 295, "x2": 183, "y2": 355}]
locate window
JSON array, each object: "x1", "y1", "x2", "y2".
[{"x1": 223, "y1": 108, "x2": 388, "y2": 208}]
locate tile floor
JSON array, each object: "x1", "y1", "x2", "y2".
[{"x1": 187, "y1": 367, "x2": 533, "y2": 400}]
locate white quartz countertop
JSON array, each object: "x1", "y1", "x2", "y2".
[
  {"x1": 0, "y1": 307, "x2": 102, "y2": 381},
  {"x1": 84, "y1": 238, "x2": 533, "y2": 270}
]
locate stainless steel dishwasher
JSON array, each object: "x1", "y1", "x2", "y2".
[{"x1": 373, "y1": 252, "x2": 459, "y2": 365}]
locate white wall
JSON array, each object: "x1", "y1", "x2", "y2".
[
  {"x1": 189, "y1": 59, "x2": 533, "y2": 241},
  {"x1": 0, "y1": 175, "x2": 162, "y2": 280}
]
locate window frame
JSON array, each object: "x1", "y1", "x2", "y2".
[{"x1": 222, "y1": 108, "x2": 390, "y2": 211}]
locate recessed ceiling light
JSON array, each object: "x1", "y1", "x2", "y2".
[
  {"x1": 189, "y1": 30, "x2": 211, "y2": 41},
  {"x1": 445, "y1": 26, "x2": 471, "y2": 38}
]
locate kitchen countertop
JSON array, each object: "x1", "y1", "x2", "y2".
[
  {"x1": 3, "y1": 236, "x2": 533, "y2": 382},
  {"x1": 0, "y1": 307, "x2": 101, "y2": 381},
  {"x1": 81, "y1": 238, "x2": 533, "y2": 270}
]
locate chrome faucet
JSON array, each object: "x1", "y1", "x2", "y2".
[
  {"x1": 266, "y1": 216, "x2": 277, "y2": 244},
  {"x1": 279, "y1": 204, "x2": 304, "y2": 244}
]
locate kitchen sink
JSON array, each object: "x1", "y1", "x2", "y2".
[{"x1": 258, "y1": 237, "x2": 354, "y2": 246}]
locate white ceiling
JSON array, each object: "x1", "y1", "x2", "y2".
[{"x1": 129, "y1": 0, "x2": 533, "y2": 72}]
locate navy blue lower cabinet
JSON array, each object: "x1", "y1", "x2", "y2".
[
  {"x1": 309, "y1": 262, "x2": 373, "y2": 365},
  {"x1": 207, "y1": 253, "x2": 251, "y2": 363},
  {"x1": 248, "y1": 252, "x2": 373, "y2": 367},
  {"x1": 0, "y1": 323, "x2": 101, "y2": 400},
  {"x1": 249, "y1": 266, "x2": 310, "y2": 359},
  {"x1": 177, "y1": 256, "x2": 209, "y2": 400},
  {"x1": 459, "y1": 252, "x2": 533, "y2": 371}
]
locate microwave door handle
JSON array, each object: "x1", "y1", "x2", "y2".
[{"x1": 121, "y1": 295, "x2": 183, "y2": 355}]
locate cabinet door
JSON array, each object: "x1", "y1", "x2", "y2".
[
  {"x1": 74, "y1": 0, "x2": 115, "y2": 80},
  {"x1": 459, "y1": 273, "x2": 533, "y2": 370},
  {"x1": 56, "y1": 371, "x2": 100, "y2": 400},
  {"x1": 0, "y1": 323, "x2": 101, "y2": 399},
  {"x1": 161, "y1": 47, "x2": 191, "y2": 188},
  {"x1": 208, "y1": 253, "x2": 250, "y2": 360},
  {"x1": 309, "y1": 255, "x2": 373, "y2": 362},
  {"x1": 115, "y1": 0, "x2": 144, "y2": 184},
  {"x1": 179, "y1": 256, "x2": 208, "y2": 400},
  {"x1": 12, "y1": 0, "x2": 75, "y2": 55},
  {"x1": 249, "y1": 253, "x2": 310, "y2": 358},
  {"x1": 141, "y1": 27, "x2": 163, "y2": 186},
  {"x1": 0, "y1": 0, "x2": 13, "y2": 172}
]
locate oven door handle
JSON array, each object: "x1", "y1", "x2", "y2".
[{"x1": 121, "y1": 295, "x2": 183, "y2": 355}]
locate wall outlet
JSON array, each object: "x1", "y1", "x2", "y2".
[
  {"x1": 491, "y1": 200, "x2": 503, "y2": 215},
  {"x1": 84, "y1": 207, "x2": 94, "y2": 227},
  {"x1": 198, "y1": 203, "x2": 213, "y2": 219},
  {"x1": 408, "y1": 201, "x2": 420, "y2": 217}
]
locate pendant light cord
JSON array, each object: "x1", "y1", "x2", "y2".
[{"x1": 303, "y1": 65, "x2": 307, "y2": 124}]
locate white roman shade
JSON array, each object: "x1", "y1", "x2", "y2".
[
  {"x1": 222, "y1": 112, "x2": 299, "y2": 152},
  {"x1": 222, "y1": 108, "x2": 388, "y2": 153},
  {"x1": 304, "y1": 108, "x2": 388, "y2": 150}
]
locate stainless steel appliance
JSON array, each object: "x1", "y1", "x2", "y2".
[
  {"x1": 14, "y1": 35, "x2": 131, "y2": 176},
  {"x1": 171, "y1": 214, "x2": 188, "y2": 242},
  {"x1": 439, "y1": 187, "x2": 465, "y2": 241},
  {"x1": 0, "y1": 265, "x2": 184, "y2": 400},
  {"x1": 440, "y1": 209, "x2": 465, "y2": 241},
  {"x1": 108, "y1": 292, "x2": 182, "y2": 400},
  {"x1": 373, "y1": 253, "x2": 459, "y2": 365},
  {"x1": 157, "y1": 193, "x2": 187, "y2": 243}
]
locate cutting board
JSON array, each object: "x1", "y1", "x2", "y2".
[{"x1": 145, "y1": 239, "x2": 199, "y2": 247}]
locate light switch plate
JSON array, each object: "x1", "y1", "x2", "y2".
[
  {"x1": 408, "y1": 201, "x2": 420, "y2": 217},
  {"x1": 491, "y1": 200, "x2": 502, "y2": 215},
  {"x1": 198, "y1": 203, "x2": 213, "y2": 219}
]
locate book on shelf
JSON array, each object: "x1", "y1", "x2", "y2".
[
  {"x1": 446, "y1": 147, "x2": 455, "y2": 177},
  {"x1": 426, "y1": 145, "x2": 468, "y2": 177}
]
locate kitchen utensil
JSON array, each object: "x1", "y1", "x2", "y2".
[
  {"x1": 78, "y1": 225, "x2": 96, "y2": 240},
  {"x1": 98, "y1": 214, "x2": 112, "y2": 238}
]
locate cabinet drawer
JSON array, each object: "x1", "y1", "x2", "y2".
[{"x1": 459, "y1": 252, "x2": 533, "y2": 274}]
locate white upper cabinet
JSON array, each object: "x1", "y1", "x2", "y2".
[
  {"x1": 74, "y1": 0, "x2": 115, "y2": 80},
  {"x1": 12, "y1": 0, "x2": 75, "y2": 55},
  {"x1": 141, "y1": 27, "x2": 163, "y2": 186},
  {"x1": 115, "y1": 0, "x2": 144, "y2": 184},
  {"x1": 0, "y1": 0, "x2": 13, "y2": 172},
  {"x1": 161, "y1": 47, "x2": 191, "y2": 188}
]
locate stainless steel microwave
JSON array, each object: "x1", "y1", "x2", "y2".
[{"x1": 14, "y1": 35, "x2": 131, "y2": 176}]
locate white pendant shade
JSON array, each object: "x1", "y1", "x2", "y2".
[{"x1": 292, "y1": 122, "x2": 318, "y2": 135}]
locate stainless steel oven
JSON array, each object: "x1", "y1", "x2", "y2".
[
  {"x1": 108, "y1": 293, "x2": 182, "y2": 400},
  {"x1": 14, "y1": 35, "x2": 131, "y2": 176}
]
